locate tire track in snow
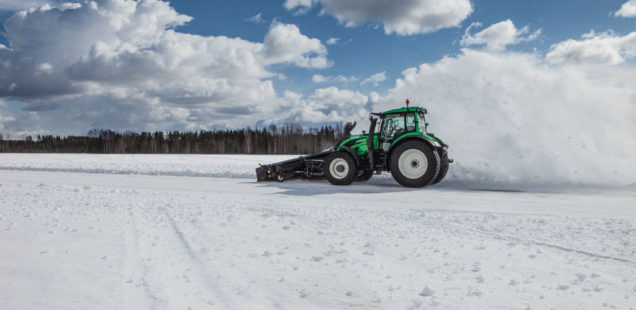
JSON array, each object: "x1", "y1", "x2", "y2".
[
  {"x1": 162, "y1": 209, "x2": 236, "y2": 309},
  {"x1": 123, "y1": 209, "x2": 162, "y2": 309},
  {"x1": 417, "y1": 211, "x2": 635, "y2": 265}
]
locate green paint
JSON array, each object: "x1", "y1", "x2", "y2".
[
  {"x1": 383, "y1": 107, "x2": 427, "y2": 115},
  {"x1": 335, "y1": 106, "x2": 446, "y2": 159}
]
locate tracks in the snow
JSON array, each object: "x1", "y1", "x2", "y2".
[
  {"x1": 422, "y1": 212, "x2": 635, "y2": 265},
  {"x1": 123, "y1": 209, "x2": 161, "y2": 309},
  {"x1": 122, "y1": 205, "x2": 234, "y2": 309}
]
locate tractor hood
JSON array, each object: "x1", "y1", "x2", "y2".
[{"x1": 338, "y1": 134, "x2": 376, "y2": 156}]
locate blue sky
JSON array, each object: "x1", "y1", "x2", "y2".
[
  {"x1": 0, "y1": 0, "x2": 634, "y2": 137},
  {"x1": 166, "y1": 0, "x2": 635, "y2": 94}
]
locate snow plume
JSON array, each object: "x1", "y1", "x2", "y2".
[
  {"x1": 0, "y1": 0, "x2": 332, "y2": 135},
  {"x1": 379, "y1": 48, "x2": 636, "y2": 188}
]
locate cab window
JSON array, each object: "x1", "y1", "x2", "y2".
[
  {"x1": 418, "y1": 112, "x2": 427, "y2": 133},
  {"x1": 381, "y1": 114, "x2": 406, "y2": 140},
  {"x1": 381, "y1": 112, "x2": 420, "y2": 140},
  {"x1": 406, "y1": 113, "x2": 416, "y2": 132}
]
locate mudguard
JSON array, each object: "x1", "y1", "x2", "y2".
[{"x1": 335, "y1": 146, "x2": 362, "y2": 167}]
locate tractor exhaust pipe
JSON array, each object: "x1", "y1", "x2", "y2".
[{"x1": 367, "y1": 116, "x2": 377, "y2": 172}]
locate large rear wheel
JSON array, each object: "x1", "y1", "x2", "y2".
[
  {"x1": 390, "y1": 141, "x2": 440, "y2": 188},
  {"x1": 431, "y1": 150, "x2": 449, "y2": 185},
  {"x1": 325, "y1": 152, "x2": 358, "y2": 185}
]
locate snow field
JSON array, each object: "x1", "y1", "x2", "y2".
[
  {"x1": 0, "y1": 154, "x2": 297, "y2": 179},
  {"x1": 1, "y1": 154, "x2": 635, "y2": 309}
]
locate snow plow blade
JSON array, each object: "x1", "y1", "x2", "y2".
[{"x1": 256, "y1": 150, "x2": 332, "y2": 182}]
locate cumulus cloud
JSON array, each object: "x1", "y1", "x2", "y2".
[
  {"x1": 360, "y1": 71, "x2": 387, "y2": 86},
  {"x1": 0, "y1": 0, "x2": 51, "y2": 11},
  {"x1": 263, "y1": 22, "x2": 330, "y2": 68},
  {"x1": 377, "y1": 48, "x2": 636, "y2": 188},
  {"x1": 615, "y1": 0, "x2": 636, "y2": 17},
  {"x1": 0, "y1": 0, "x2": 334, "y2": 135},
  {"x1": 460, "y1": 20, "x2": 541, "y2": 51},
  {"x1": 546, "y1": 30, "x2": 636, "y2": 65},
  {"x1": 284, "y1": 0, "x2": 473, "y2": 36},
  {"x1": 273, "y1": 87, "x2": 370, "y2": 125},
  {"x1": 312, "y1": 74, "x2": 357, "y2": 84},
  {"x1": 0, "y1": 100, "x2": 13, "y2": 134}
]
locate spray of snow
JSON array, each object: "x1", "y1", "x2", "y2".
[{"x1": 379, "y1": 49, "x2": 636, "y2": 189}]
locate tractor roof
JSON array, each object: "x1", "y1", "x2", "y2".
[{"x1": 375, "y1": 106, "x2": 427, "y2": 116}]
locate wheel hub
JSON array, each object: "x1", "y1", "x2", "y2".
[
  {"x1": 329, "y1": 158, "x2": 349, "y2": 179},
  {"x1": 398, "y1": 149, "x2": 428, "y2": 179},
  {"x1": 336, "y1": 164, "x2": 345, "y2": 173}
]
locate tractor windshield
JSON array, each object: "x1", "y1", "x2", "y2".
[
  {"x1": 380, "y1": 112, "x2": 419, "y2": 140},
  {"x1": 380, "y1": 114, "x2": 405, "y2": 140}
]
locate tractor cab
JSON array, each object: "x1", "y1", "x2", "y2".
[{"x1": 374, "y1": 105, "x2": 428, "y2": 151}]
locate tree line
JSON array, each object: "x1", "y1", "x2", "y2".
[{"x1": 0, "y1": 122, "x2": 357, "y2": 154}]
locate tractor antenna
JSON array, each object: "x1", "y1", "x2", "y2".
[{"x1": 405, "y1": 98, "x2": 410, "y2": 109}]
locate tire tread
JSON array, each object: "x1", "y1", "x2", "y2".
[{"x1": 389, "y1": 140, "x2": 440, "y2": 188}]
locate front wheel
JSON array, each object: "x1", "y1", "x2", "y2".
[
  {"x1": 390, "y1": 141, "x2": 440, "y2": 188},
  {"x1": 325, "y1": 152, "x2": 358, "y2": 185}
]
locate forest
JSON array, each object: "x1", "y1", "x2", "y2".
[{"x1": 0, "y1": 122, "x2": 357, "y2": 154}]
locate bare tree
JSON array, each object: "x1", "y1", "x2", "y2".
[{"x1": 0, "y1": 122, "x2": 354, "y2": 154}]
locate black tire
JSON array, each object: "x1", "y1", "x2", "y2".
[
  {"x1": 431, "y1": 150, "x2": 449, "y2": 185},
  {"x1": 356, "y1": 169, "x2": 373, "y2": 182},
  {"x1": 389, "y1": 140, "x2": 440, "y2": 188},
  {"x1": 325, "y1": 152, "x2": 358, "y2": 185}
]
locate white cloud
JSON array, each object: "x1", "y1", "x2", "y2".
[
  {"x1": 378, "y1": 48, "x2": 636, "y2": 187},
  {"x1": 35, "y1": 62, "x2": 54, "y2": 75},
  {"x1": 274, "y1": 87, "x2": 370, "y2": 125},
  {"x1": 360, "y1": 71, "x2": 386, "y2": 86},
  {"x1": 0, "y1": 0, "x2": 335, "y2": 136},
  {"x1": 283, "y1": 0, "x2": 313, "y2": 10},
  {"x1": 312, "y1": 74, "x2": 357, "y2": 83},
  {"x1": 546, "y1": 30, "x2": 636, "y2": 65},
  {"x1": 615, "y1": 0, "x2": 636, "y2": 17},
  {"x1": 0, "y1": 0, "x2": 51, "y2": 11},
  {"x1": 246, "y1": 12, "x2": 265, "y2": 24},
  {"x1": 325, "y1": 37, "x2": 340, "y2": 45},
  {"x1": 284, "y1": 0, "x2": 473, "y2": 36},
  {"x1": 263, "y1": 22, "x2": 330, "y2": 68},
  {"x1": 312, "y1": 74, "x2": 328, "y2": 83},
  {"x1": 461, "y1": 20, "x2": 541, "y2": 51},
  {"x1": 0, "y1": 113, "x2": 15, "y2": 136}
]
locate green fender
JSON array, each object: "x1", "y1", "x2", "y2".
[
  {"x1": 333, "y1": 146, "x2": 362, "y2": 167},
  {"x1": 390, "y1": 132, "x2": 442, "y2": 150},
  {"x1": 387, "y1": 133, "x2": 443, "y2": 167}
]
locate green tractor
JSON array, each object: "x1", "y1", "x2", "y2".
[{"x1": 256, "y1": 100, "x2": 450, "y2": 187}]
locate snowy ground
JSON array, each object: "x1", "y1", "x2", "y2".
[{"x1": 1, "y1": 154, "x2": 635, "y2": 310}]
